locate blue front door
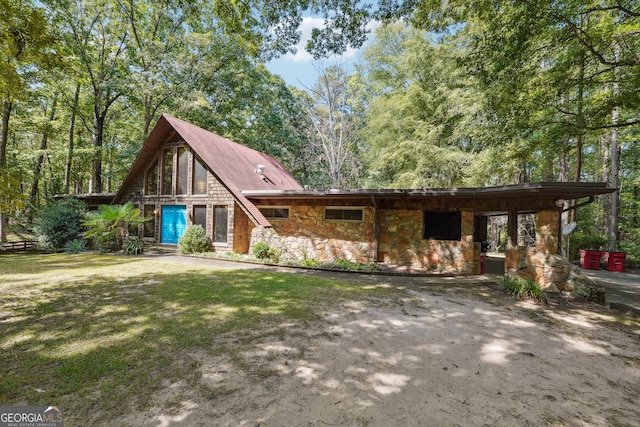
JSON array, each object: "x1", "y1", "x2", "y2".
[{"x1": 161, "y1": 205, "x2": 187, "y2": 244}]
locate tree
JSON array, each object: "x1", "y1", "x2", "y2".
[
  {"x1": 304, "y1": 62, "x2": 362, "y2": 189},
  {"x1": 357, "y1": 23, "x2": 480, "y2": 188},
  {"x1": 54, "y1": 0, "x2": 131, "y2": 194},
  {"x1": 0, "y1": 0, "x2": 59, "y2": 241}
]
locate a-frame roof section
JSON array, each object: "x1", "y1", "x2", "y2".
[{"x1": 114, "y1": 113, "x2": 303, "y2": 226}]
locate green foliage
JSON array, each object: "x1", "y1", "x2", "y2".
[
  {"x1": 64, "y1": 239, "x2": 87, "y2": 254},
  {"x1": 299, "y1": 258, "x2": 322, "y2": 268},
  {"x1": 252, "y1": 242, "x2": 280, "y2": 262},
  {"x1": 253, "y1": 242, "x2": 271, "y2": 259},
  {"x1": 34, "y1": 198, "x2": 87, "y2": 250},
  {"x1": 177, "y1": 225, "x2": 211, "y2": 254},
  {"x1": 499, "y1": 276, "x2": 548, "y2": 304},
  {"x1": 124, "y1": 236, "x2": 145, "y2": 255},
  {"x1": 83, "y1": 203, "x2": 149, "y2": 252},
  {"x1": 0, "y1": 170, "x2": 26, "y2": 215},
  {"x1": 328, "y1": 259, "x2": 379, "y2": 271}
]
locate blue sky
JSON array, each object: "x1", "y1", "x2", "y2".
[{"x1": 265, "y1": 16, "x2": 377, "y2": 90}]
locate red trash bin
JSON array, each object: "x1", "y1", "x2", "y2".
[
  {"x1": 606, "y1": 251, "x2": 626, "y2": 272},
  {"x1": 580, "y1": 250, "x2": 602, "y2": 270}
]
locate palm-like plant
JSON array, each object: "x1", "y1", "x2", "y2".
[{"x1": 83, "y1": 203, "x2": 149, "y2": 251}]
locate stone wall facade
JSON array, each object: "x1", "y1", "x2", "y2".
[
  {"x1": 505, "y1": 209, "x2": 602, "y2": 299},
  {"x1": 251, "y1": 205, "x2": 376, "y2": 263},
  {"x1": 250, "y1": 204, "x2": 481, "y2": 274},
  {"x1": 378, "y1": 208, "x2": 479, "y2": 274}
]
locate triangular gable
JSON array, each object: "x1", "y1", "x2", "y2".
[{"x1": 114, "y1": 114, "x2": 303, "y2": 227}]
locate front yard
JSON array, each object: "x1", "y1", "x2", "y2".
[{"x1": 1, "y1": 253, "x2": 639, "y2": 426}]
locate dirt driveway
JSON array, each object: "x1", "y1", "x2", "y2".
[{"x1": 119, "y1": 256, "x2": 640, "y2": 426}]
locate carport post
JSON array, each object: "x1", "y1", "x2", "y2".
[{"x1": 507, "y1": 210, "x2": 518, "y2": 249}]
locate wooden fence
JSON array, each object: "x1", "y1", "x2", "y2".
[{"x1": 1, "y1": 241, "x2": 37, "y2": 251}]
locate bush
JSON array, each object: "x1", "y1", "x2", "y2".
[
  {"x1": 178, "y1": 225, "x2": 211, "y2": 254},
  {"x1": 64, "y1": 239, "x2": 87, "y2": 254},
  {"x1": 124, "y1": 236, "x2": 144, "y2": 255},
  {"x1": 83, "y1": 203, "x2": 149, "y2": 252},
  {"x1": 253, "y1": 242, "x2": 271, "y2": 259},
  {"x1": 34, "y1": 198, "x2": 87, "y2": 250},
  {"x1": 499, "y1": 276, "x2": 548, "y2": 304}
]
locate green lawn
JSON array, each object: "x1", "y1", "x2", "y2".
[{"x1": 0, "y1": 253, "x2": 399, "y2": 425}]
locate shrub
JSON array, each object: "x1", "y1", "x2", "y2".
[
  {"x1": 499, "y1": 276, "x2": 548, "y2": 304},
  {"x1": 64, "y1": 239, "x2": 87, "y2": 254},
  {"x1": 178, "y1": 225, "x2": 211, "y2": 254},
  {"x1": 83, "y1": 203, "x2": 149, "y2": 252},
  {"x1": 34, "y1": 198, "x2": 87, "y2": 250},
  {"x1": 124, "y1": 237, "x2": 145, "y2": 255},
  {"x1": 253, "y1": 242, "x2": 271, "y2": 259}
]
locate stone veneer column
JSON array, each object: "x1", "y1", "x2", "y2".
[{"x1": 536, "y1": 210, "x2": 560, "y2": 254}]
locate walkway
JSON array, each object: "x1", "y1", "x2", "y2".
[{"x1": 584, "y1": 269, "x2": 640, "y2": 315}]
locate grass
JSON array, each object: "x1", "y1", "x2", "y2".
[
  {"x1": 0, "y1": 253, "x2": 399, "y2": 426},
  {"x1": 498, "y1": 276, "x2": 549, "y2": 304}
]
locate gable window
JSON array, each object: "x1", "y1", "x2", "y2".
[
  {"x1": 324, "y1": 207, "x2": 364, "y2": 222},
  {"x1": 259, "y1": 207, "x2": 289, "y2": 219},
  {"x1": 162, "y1": 148, "x2": 173, "y2": 195},
  {"x1": 177, "y1": 146, "x2": 189, "y2": 195},
  {"x1": 193, "y1": 154, "x2": 207, "y2": 195},
  {"x1": 145, "y1": 161, "x2": 158, "y2": 195},
  {"x1": 213, "y1": 205, "x2": 228, "y2": 243},
  {"x1": 423, "y1": 211, "x2": 461, "y2": 241}
]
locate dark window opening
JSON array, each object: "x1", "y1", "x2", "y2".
[
  {"x1": 423, "y1": 211, "x2": 461, "y2": 241},
  {"x1": 324, "y1": 208, "x2": 363, "y2": 222},
  {"x1": 162, "y1": 148, "x2": 173, "y2": 195},
  {"x1": 259, "y1": 207, "x2": 289, "y2": 219},
  {"x1": 193, "y1": 205, "x2": 207, "y2": 230},
  {"x1": 214, "y1": 205, "x2": 228, "y2": 243},
  {"x1": 177, "y1": 147, "x2": 189, "y2": 195},
  {"x1": 145, "y1": 161, "x2": 158, "y2": 195},
  {"x1": 143, "y1": 205, "x2": 156, "y2": 238}
]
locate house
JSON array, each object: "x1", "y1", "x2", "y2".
[{"x1": 114, "y1": 114, "x2": 615, "y2": 289}]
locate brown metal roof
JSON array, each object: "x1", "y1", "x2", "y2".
[{"x1": 114, "y1": 114, "x2": 303, "y2": 226}]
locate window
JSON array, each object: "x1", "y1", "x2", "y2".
[
  {"x1": 145, "y1": 161, "x2": 158, "y2": 195},
  {"x1": 324, "y1": 207, "x2": 363, "y2": 222},
  {"x1": 213, "y1": 205, "x2": 228, "y2": 243},
  {"x1": 193, "y1": 154, "x2": 207, "y2": 195},
  {"x1": 423, "y1": 211, "x2": 461, "y2": 241},
  {"x1": 177, "y1": 146, "x2": 189, "y2": 195},
  {"x1": 259, "y1": 207, "x2": 289, "y2": 219},
  {"x1": 193, "y1": 205, "x2": 207, "y2": 230},
  {"x1": 143, "y1": 205, "x2": 156, "y2": 238},
  {"x1": 162, "y1": 148, "x2": 173, "y2": 195}
]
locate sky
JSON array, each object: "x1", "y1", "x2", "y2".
[{"x1": 265, "y1": 16, "x2": 376, "y2": 91}]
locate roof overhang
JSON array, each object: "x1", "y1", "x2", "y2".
[
  {"x1": 243, "y1": 182, "x2": 615, "y2": 200},
  {"x1": 243, "y1": 182, "x2": 616, "y2": 215}
]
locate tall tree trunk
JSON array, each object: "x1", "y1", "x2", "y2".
[
  {"x1": 571, "y1": 51, "x2": 586, "y2": 223},
  {"x1": 0, "y1": 100, "x2": 12, "y2": 242},
  {"x1": 30, "y1": 97, "x2": 58, "y2": 206},
  {"x1": 65, "y1": 83, "x2": 81, "y2": 194},
  {"x1": 609, "y1": 44, "x2": 621, "y2": 251},
  {"x1": 601, "y1": 133, "x2": 611, "y2": 236},
  {"x1": 90, "y1": 111, "x2": 105, "y2": 194}
]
